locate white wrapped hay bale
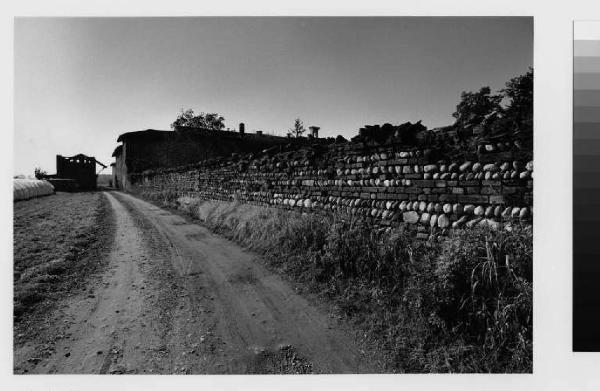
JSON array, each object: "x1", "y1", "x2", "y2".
[{"x1": 13, "y1": 179, "x2": 54, "y2": 201}]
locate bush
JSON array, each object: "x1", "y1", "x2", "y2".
[{"x1": 178, "y1": 198, "x2": 532, "y2": 373}]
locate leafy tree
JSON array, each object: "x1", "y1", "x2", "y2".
[
  {"x1": 171, "y1": 109, "x2": 225, "y2": 130},
  {"x1": 441, "y1": 69, "x2": 533, "y2": 160},
  {"x1": 452, "y1": 87, "x2": 503, "y2": 130},
  {"x1": 34, "y1": 167, "x2": 47, "y2": 179},
  {"x1": 500, "y1": 68, "x2": 533, "y2": 132},
  {"x1": 287, "y1": 118, "x2": 306, "y2": 138}
]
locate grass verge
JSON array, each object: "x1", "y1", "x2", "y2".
[{"x1": 171, "y1": 196, "x2": 532, "y2": 373}]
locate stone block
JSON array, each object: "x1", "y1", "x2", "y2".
[
  {"x1": 489, "y1": 195, "x2": 506, "y2": 204},
  {"x1": 457, "y1": 194, "x2": 489, "y2": 204}
]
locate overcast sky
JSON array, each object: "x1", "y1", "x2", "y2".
[{"x1": 14, "y1": 17, "x2": 532, "y2": 176}]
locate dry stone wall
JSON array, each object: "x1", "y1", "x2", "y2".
[{"x1": 131, "y1": 141, "x2": 533, "y2": 236}]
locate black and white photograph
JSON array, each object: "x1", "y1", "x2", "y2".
[{"x1": 12, "y1": 16, "x2": 533, "y2": 375}]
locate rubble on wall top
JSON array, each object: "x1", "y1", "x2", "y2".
[{"x1": 127, "y1": 118, "x2": 531, "y2": 177}]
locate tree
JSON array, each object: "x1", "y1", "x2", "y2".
[
  {"x1": 452, "y1": 86, "x2": 503, "y2": 130},
  {"x1": 441, "y1": 69, "x2": 533, "y2": 160},
  {"x1": 500, "y1": 68, "x2": 533, "y2": 132},
  {"x1": 287, "y1": 118, "x2": 306, "y2": 138},
  {"x1": 171, "y1": 109, "x2": 225, "y2": 130},
  {"x1": 34, "y1": 167, "x2": 47, "y2": 179}
]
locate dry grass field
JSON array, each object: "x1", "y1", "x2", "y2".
[{"x1": 13, "y1": 192, "x2": 113, "y2": 322}]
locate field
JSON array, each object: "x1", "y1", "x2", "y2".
[{"x1": 13, "y1": 192, "x2": 113, "y2": 324}]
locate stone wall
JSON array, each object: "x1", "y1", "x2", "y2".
[
  {"x1": 113, "y1": 127, "x2": 328, "y2": 191},
  {"x1": 129, "y1": 141, "x2": 533, "y2": 235}
]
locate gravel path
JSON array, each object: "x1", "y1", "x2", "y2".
[{"x1": 14, "y1": 191, "x2": 379, "y2": 374}]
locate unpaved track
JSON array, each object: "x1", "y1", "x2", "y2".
[{"x1": 16, "y1": 191, "x2": 379, "y2": 374}]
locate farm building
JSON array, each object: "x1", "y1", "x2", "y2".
[
  {"x1": 46, "y1": 154, "x2": 107, "y2": 191},
  {"x1": 111, "y1": 125, "x2": 321, "y2": 190}
]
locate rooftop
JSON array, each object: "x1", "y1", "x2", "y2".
[{"x1": 116, "y1": 126, "x2": 310, "y2": 145}]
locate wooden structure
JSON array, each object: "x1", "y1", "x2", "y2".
[{"x1": 55, "y1": 154, "x2": 107, "y2": 190}]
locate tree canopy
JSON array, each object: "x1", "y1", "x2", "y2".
[
  {"x1": 452, "y1": 68, "x2": 533, "y2": 136},
  {"x1": 171, "y1": 109, "x2": 225, "y2": 131},
  {"x1": 500, "y1": 68, "x2": 533, "y2": 132},
  {"x1": 34, "y1": 167, "x2": 47, "y2": 180},
  {"x1": 452, "y1": 87, "x2": 503, "y2": 130}
]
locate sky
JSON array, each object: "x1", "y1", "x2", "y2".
[{"x1": 14, "y1": 17, "x2": 532, "y2": 176}]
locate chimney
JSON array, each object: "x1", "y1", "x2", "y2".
[
  {"x1": 239, "y1": 122, "x2": 245, "y2": 135},
  {"x1": 309, "y1": 126, "x2": 320, "y2": 138}
]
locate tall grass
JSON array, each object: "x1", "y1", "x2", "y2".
[{"x1": 178, "y1": 197, "x2": 532, "y2": 373}]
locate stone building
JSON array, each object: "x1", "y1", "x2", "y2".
[{"x1": 111, "y1": 125, "x2": 320, "y2": 190}]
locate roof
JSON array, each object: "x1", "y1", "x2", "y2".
[
  {"x1": 59, "y1": 153, "x2": 95, "y2": 160},
  {"x1": 111, "y1": 144, "x2": 123, "y2": 157},
  {"x1": 116, "y1": 127, "x2": 295, "y2": 144},
  {"x1": 116, "y1": 129, "x2": 171, "y2": 143}
]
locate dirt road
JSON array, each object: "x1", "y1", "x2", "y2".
[{"x1": 15, "y1": 192, "x2": 380, "y2": 374}]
